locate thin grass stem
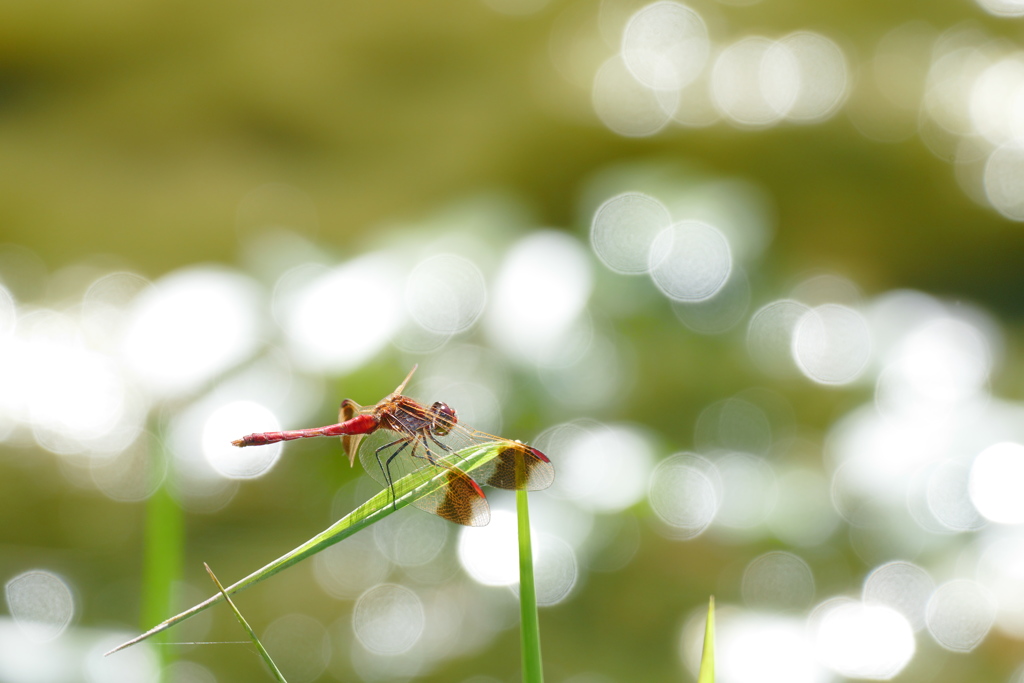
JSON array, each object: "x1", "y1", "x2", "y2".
[
  {"x1": 697, "y1": 596, "x2": 715, "y2": 683},
  {"x1": 205, "y1": 563, "x2": 288, "y2": 683},
  {"x1": 141, "y1": 432, "x2": 184, "y2": 677},
  {"x1": 517, "y1": 489, "x2": 543, "y2": 683}
]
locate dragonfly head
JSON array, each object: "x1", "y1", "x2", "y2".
[{"x1": 430, "y1": 402, "x2": 458, "y2": 436}]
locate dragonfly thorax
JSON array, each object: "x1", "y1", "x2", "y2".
[{"x1": 430, "y1": 402, "x2": 457, "y2": 436}]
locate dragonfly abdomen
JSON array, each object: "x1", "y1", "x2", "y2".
[{"x1": 232, "y1": 414, "x2": 379, "y2": 447}]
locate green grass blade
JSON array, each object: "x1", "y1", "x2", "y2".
[
  {"x1": 140, "y1": 434, "x2": 183, "y2": 678},
  {"x1": 106, "y1": 442, "x2": 509, "y2": 656},
  {"x1": 517, "y1": 489, "x2": 543, "y2": 683},
  {"x1": 697, "y1": 596, "x2": 715, "y2": 683},
  {"x1": 204, "y1": 563, "x2": 287, "y2": 683}
]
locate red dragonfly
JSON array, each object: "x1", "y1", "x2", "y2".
[{"x1": 232, "y1": 366, "x2": 554, "y2": 527}]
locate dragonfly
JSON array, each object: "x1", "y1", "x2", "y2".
[{"x1": 232, "y1": 366, "x2": 554, "y2": 527}]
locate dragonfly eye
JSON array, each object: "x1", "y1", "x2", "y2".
[{"x1": 431, "y1": 402, "x2": 458, "y2": 435}]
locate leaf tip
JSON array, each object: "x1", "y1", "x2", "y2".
[{"x1": 103, "y1": 636, "x2": 138, "y2": 657}]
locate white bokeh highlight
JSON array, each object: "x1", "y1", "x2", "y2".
[
  {"x1": 970, "y1": 442, "x2": 1024, "y2": 523},
  {"x1": 781, "y1": 32, "x2": 849, "y2": 122},
  {"x1": 353, "y1": 584, "x2": 426, "y2": 656},
  {"x1": 621, "y1": 2, "x2": 710, "y2": 90},
  {"x1": 863, "y1": 561, "x2": 935, "y2": 632},
  {"x1": 926, "y1": 579, "x2": 995, "y2": 652},
  {"x1": 486, "y1": 232, "x2": 592, "y2": 365},
  {"x1": 590, "y1": 192, "x2": 672, "y2": 274},
  {"x1": 122, "y1": 267, "x2": 262, "y2": 398},
  {"x1": 985, "y1": 143, "x2": 1024, "y2": 221},
  {"x1": 649, "y1": 454, "x2": 719, "y2": 538},
  {"x1": 975, "y1": 531, "x2": 1024, "y2": 639},
  {"x1": 747, "y1": 299, "x2": 811, "y2": 375},
  {"x1": 592, "y1": 55, "x2": 678, "y2": 137},
  {"x1": 742, "y1": 551, "x2": 814, "y2": 611},
  {"x1": 373, "y1": 512, "x2": 449, "y2": 568},
  {"x1": 202, "y1": 401, "x2": 282, "y2": 479},
  {"x1": 712, "y1": 37, "x2": 799, "y2": 127},
  {"x1": 540, "y1": 421, "x2": 654, "y2": 514},
  {"x1": 261, "y1": 613, "x2": 331, "y2": 683},
  {"x1": 313, "y1": 532, "x2": 391, "y2": 600},
  {"x1": 792, "y1": 304, "x2": 871, "y2": 385},
  {"x1": 648, "y1": 220, "x2": 732, "y2": 301},
  {"x1": 458, "y1": 510, "x2": 520, "y2": 587},
  {"x1": 975, "y1": 0, "x2": 1024, "y2": 15},
  {"x1": 405, "y1": 254, "x2": 486, "y2": 336},
  {"x1": 4, "y1": 571, "x2": 74, "y2": 643},
  {"x1": 713, "y1": 453, "x2": 777, "y2": 529},
  {"x1": 529, "y1": 533, "x2": 579, "y2": 606},
  {"x1": 688, "y1": 608, "x2": 823, "y2": 683},
  {"x1": 281, "y1": 253, "x2": 404, "y2": 374},
  {"x1": 812, "y1": 599, "x2": 915, "y2": 679}
]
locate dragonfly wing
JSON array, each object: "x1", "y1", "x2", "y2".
[
  {"x1": 470, "y1": 440, "x2": 555, "y2": 491},
  {"x1": 413, "y1": 467, "x2": 490, "y2": 527},
  {"x1": 425, "y1": 423, "x2": 555, "y2": 492},
  {"x1": 358, "y1": 429, "x2": 491, "y2": 527},
  {"x1": 339, "y1": 399, "x2": 364, "y2": 466}
]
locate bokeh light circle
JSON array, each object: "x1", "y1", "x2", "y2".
[
  {"x1": 693, "y1": 608, "x2": 821, "y2": 683},
  {"x1": 975, "y1": 532, "x2": 1024, "y2": 639},
  {"x1": 984, "y1": 142, "x2": 1024, "y2": 221},
  {"x1": 4, "y1": 570, "x2": 75, "y2": 642},
  {"x1": 649, "y1": 454, "x2": 719, "y2": 538},
  {"x1": 313, "y1": 532, "x2": 391, "y2": 599},
  {"x1": 926, "y1": 579, "x2": 995, "y2": 652},
  {"x1": 695, "y1": 397, "x2": 772, "y2": 456},
  {"x1": 122, "y1": 267, "x2": 262, "y2": 398},
  {"x1": 792, "y1": 304, "x2": 871, "y2": 385},
  {"x1": 373, "y1": 511, "x2": 448, "y2": 567},
  {"x1": 0, "y1": 284, "x2": 15, "y2": 340},
  {"x1": 648, "y1": 220, "x2": 732, "y2": 301},
  {"x1": 487, "y1": 231, "x2": 592, "y2": 364},
  {"x1": 202, "y1": 401, "x2": 282, "y2": 479},
  {"x1": 85, "y1": 634, "x2": 159, "y2": 683},
  {"x1": 712, "y1": 37, "x2": 798, "y2": 127},
  {"x1": 714, "y1": 452, "x2": 778, "y2": 529},
  {"x1": 261, "y1": 614, "x2": 330, "y2": 683},
  {"x1": 90, "y1": 434, "x2": 167, "y2": 502},
  {"x1": 405, "y1": 254, "x2": 486, "y2": 335},
  {"x1": 593, "y1": 55, "x2": 678, "y2": 137},
  {"x1": 974, "y1": 0, "x2": 1024, "y2": 15},
  {"x1": 459, "y1": 510, "x2": 520, "y2": 586},
  {"x1": 590, "y1": 192, "x2": 672, "y2": 274},
  {"x1": 863, "y1": 561, "x2": 934, "y2": 631},
  {"x1": 742, "y1": 551, "x2": 815, "y2": 611},
  {"x1": 781, "y1": 32, "x2": 849, "y2": 122},
  {"x1": 969, "y1": 56, "x2": 1024, "y2": 146},
  {"x1": 672, "y1": 266, "x2": 751, "y2": 335},
  {"x1": 970, "y1": 442, "x2": 1024, "y2": 523},
  {"x1": 621, "y1": 2, "x2": 710, "y2": 90},
  {"x1": 353, "y1": 584, "x2": 425, "y2": 656},
  {"x1": 747, "y1": 299, "x2": 811, "y2": 375},
  {"x1": 812, "y1": 600, "x2": 915, "y2": 679},
  {"x1": 282, "y1": 253, "x2": 404, "y2": 373},
  {"x1": 540, "y1": 421, "x2": 654, "y2": 513},
  {"x1": 529, "y1": 533, "x2": 579, "y2": 606}
]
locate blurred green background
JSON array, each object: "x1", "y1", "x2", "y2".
[{"x1": 5, "y1": 0, "x2": 1024, "y2": 681}]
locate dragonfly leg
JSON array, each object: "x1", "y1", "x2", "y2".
[
  {"x1": 427, "y1": 432, "x2": 474, "y2": 469},
  {"x1": 426, "y1": 432, "x2": 454, "y2": 455},
  {"x1": 420, "y1": 432, "x2": 470, "y2": 474},
  {"x1": 376, "y1": 437, "x2": 412, "y2": 510}
]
